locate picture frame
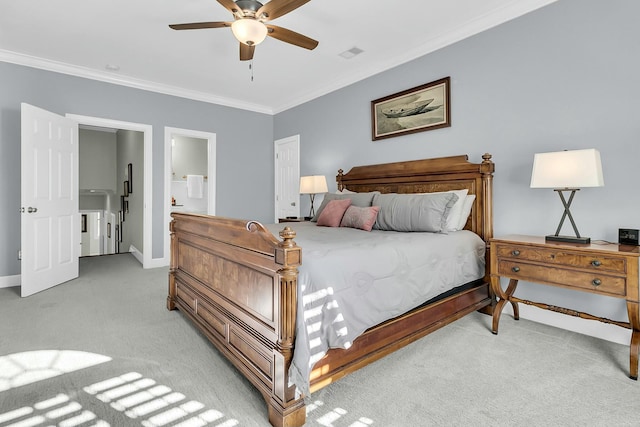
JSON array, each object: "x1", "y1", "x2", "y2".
[
  {"x1": 120, "y1": 196, "x2": 126, "y2": 221},
  {"x1": 81, "y1": 214, "x2": 87, "y2": 233},
  {"x1": 371, "y1": 77, "x2": 450, "y2": 141},
  {"x1": 127, "y1": 163, "x2": 133, "y2": 194},
  {"x1": 123, "y1": 180, "x2": 129, "y2": 197}
]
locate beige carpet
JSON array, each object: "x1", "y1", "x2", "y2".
[{"x1": 1, "y1": 254, "x2": 639, "y2": 426}]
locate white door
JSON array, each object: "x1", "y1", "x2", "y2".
[
  {"x1": 274, "y1": 136, "x2": 300, "y2": 222},
  {"x1": 21, "y1": 103, "x2": 79, "y2": 297}
]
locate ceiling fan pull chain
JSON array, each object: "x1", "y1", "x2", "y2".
[{"x1": 250, "y1": 60, "x2": 254, "y2": 82}]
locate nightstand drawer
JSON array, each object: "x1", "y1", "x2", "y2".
[
  {"x1": 495, "y1": 244, "x2": 627, "y2": 274},
  {"x1": 497, "y1": 260, "x2": 626, "y2": 296}
]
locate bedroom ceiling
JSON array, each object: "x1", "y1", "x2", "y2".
[{"x1": 0, "y1": 0, "x2": 556, "y2": 114}]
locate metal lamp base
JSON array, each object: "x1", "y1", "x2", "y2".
[{"x1": 545, "y1": 234, "x2": 591, "y2": 245}]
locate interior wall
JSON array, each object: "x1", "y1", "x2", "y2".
[
  {"x1": 116, "y1": 130, "x2": 144, "y2": 254},
  {"x1": 0, "y1": 62, "x2": 274, "y2": 277},
  {"x1": 79, "y1": 128, "x2": 117, "y2": 192},
  {"x1": 274, "y1": 0, "x2": 640, "y2": 342}
]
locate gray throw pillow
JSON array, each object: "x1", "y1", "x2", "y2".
[
  {"x1": 373, "y1": 192, "x2": 459, "y2": 232},
  {"x1": 312, "y1": 192, "x2": 379, "y2": 222}
]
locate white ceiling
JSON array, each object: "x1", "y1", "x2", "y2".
[{"x1": 0, "y1": 0, "x2": 556, "y2": 114}]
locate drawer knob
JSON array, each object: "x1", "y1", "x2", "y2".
[
  {"x1": 592, "y1": 279, "x2": 602, "y2": 287},
  {"x1": 511, "y1": 250, "x2": 520, "y2": 256},
  {"x1": 591, "y1": 260, "x2": 602, "y2": 267},
  {"x1": 511, "y1": 266, "x2": 520, "y2": 273}
]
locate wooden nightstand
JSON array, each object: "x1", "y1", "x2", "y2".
[
  {"x1": 490, "y1": 234, "x2": 640, "y2": 379},
  {"x1": 278, "y1": 217, "x2": 311, "y2": 223}
]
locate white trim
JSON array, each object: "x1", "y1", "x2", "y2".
[
  {"x1": 66, "y1": 114, "x2": 154, "y2": 269},
  {"x1": 0, "y1": 0, "x2": 556, "y2": 115},
  {"x1": 128, "y1": 245, "x2": 144, "y2": 265},
  {"x1": 164, "y1": 127, "x2": 217, "y2": 268},
  {"x1": 0, "y1": 275, "x2": 20, "y2": 289},
  {"x1": 0, "y1": 50, "x2": 273, "y2": 115}
]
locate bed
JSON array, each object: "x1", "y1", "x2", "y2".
[{"x1": 167, "y1": 153, "x2": 495, "y2": 427}]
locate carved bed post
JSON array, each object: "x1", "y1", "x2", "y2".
[
  {"x1": 480, "y1": 153, "x2": 495, "y2": 308},
  {"x1": 167, "y1": 217, "x2": 177, "y2": 311},
  {"x1": 270, "y1": 226, "x2": 306, "y2": 427},
  {"x1": 336, "y1": 169, "x2": 344, "y2": 191}
]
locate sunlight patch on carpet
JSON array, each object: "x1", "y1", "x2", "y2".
[
  {"x1": 0, "y1": 393, "x2": 109, "y2": 427},
  {"x1": 306, "y1": 400, "x2": 375, "y2": 427},
  {"x1": 0, "y1": 350, "x2": 112, "y2": 392},
  {"x1": 84, "y1": 371, "x2": 238, "y2": 427}
]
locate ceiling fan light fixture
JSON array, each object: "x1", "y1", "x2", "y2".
[{"x1": 231, "y1": 18, "x2": 268, "y2": 46}]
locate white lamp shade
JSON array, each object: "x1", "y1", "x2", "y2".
[
  {"x1": 530, "y1": 148, "x2": 604, "y2": 189},
  {"x1": 300, "y1": 175, "x2": 328, "y2": 194},
  {"x1": 231, "y1": 19, "x2": 268, "y2": 46}
]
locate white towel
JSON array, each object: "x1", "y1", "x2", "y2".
[{"x1": 186, "y1": 175, "x2": 204, "y2": 199}]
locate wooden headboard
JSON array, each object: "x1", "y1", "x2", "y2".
[{"x1": 336, "y1": 153, "x2": 495, "y2": 244}]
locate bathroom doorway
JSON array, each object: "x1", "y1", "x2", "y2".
[{"x1": 164, "y1": 127, "x2": 216, "y2": 263}]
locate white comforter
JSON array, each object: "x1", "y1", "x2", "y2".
[{"x1": 265, "y1": 222, "x2": 485, "y2": 396}]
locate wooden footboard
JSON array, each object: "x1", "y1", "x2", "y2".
[{"x1": 167, "y1": 214, "x2": 305, "y2": 427}]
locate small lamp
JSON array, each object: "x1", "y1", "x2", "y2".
[
  {"x1": 530, "y1": 148, "x2": 604, "y2": 244},
  {"x1": 300, "y1": 175, "x2": 328, "y2": 219}
]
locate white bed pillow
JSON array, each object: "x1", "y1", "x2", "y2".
[
  {"x1": 425, "y1": 189, "x2": 468, "y2": 232},
  {"x1": 456, "y1": 194, "x2": 476, "y2": 230},
  {"x1": 335, "y1": 188, "x2": 355, "y2": 194}
]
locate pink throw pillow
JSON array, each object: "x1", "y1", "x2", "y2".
[
  {"x1": 317, "y1": 199, "x2": 352, "y2": 227},
  {"x1": 340, "y1": 205, "x2": 380, "y2": 231}
]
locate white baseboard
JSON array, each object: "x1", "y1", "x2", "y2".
[
  {"x1": 129, "y1": 245, "x2": 144, "y2": 266},
  {"x1": 144, "y1": 256, "x2": 169, "y2": 269},
  {"x1": 502, "y1": 303, "x2": 630, "y2": 346},
  {"x1": 0, "y1": 274, "x2": 21, "y2": 289},
  {"x1": 127, "y1": 245, "x2": 169, "y2": 269}
]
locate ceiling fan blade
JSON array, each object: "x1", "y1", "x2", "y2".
[
  {"x1": 266, "y1": 25, "x2": 318, "y2": 50},
  {"x1": 169, "y1": 21, "x2": 231, "y2": 30},
  {"x1": 256, "y1": 0, "x2": 310, "y2": 21},
  {"x1": 217, "y1": 0, "x2": 241, "y2": 16},
  {"x1": 240, "y1": 43, "x2": 255, "y2": 61}
]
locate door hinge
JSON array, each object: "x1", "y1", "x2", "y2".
[{"x1": 18, "y1": 250, "x2": 22, "y2": 260}]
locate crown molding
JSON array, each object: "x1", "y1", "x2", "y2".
[
  {"x1": 0, "y1": 50, "x2": 274, "y2": 115},
  {"x1": 1, "y1": 0, "x2": 556, "y2": 116}
]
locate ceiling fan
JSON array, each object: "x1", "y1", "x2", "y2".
[{"x1": 169, "y1": 0, "x2": 318, "y2": 61}]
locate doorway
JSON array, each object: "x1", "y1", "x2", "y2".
[
  {"x1": 67, "y1": 114, "x2": 154, "y2": 268},
  {"x1": 164, "y1": 127, "x2": 216, "y2": 264},
  {"x1": 274, "y1": 135, "x2": 300, "y2": 222},
  {"x1": 78, "y1": 126, "x2": 143, "y2": 257}
]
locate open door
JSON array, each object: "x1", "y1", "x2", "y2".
[
  {"x1": 274, "y1": 135, "x2": 300, "y2": 222},
  {"x1": 21, "y1": 103, "x2": 79, "y2": 297}
]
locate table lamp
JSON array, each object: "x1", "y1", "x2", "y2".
[
  {"x1": 300, "y1": 175, "x2": 328, "y2": 219},
  {"x1": 530, "y1": 148, "x2": 604, "y2": 244}
]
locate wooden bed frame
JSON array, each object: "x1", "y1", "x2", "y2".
[{"x1": 167, "y1": 154, "x2": 495, "y2": 427}]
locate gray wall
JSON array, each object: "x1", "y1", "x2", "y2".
[
  {"x1": 0, "y1": 62, "x2": 274, "y2": 276},
  {"x1": 172, "y1": 135, "x2": 208, "y2": 180},
  {"x1": 79, "y1": 129, "x2": 117, "y2": 192},
  {"x1": 275, "y1": 0, "x2": 640, "y2": 329},
  {"x1": 117, "y1": 130, "x2": 144, "y2": 253}
]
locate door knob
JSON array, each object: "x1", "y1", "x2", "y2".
[
  {"x1": 27, "y1": 207, "x2": 38, "y2": 213},
  {"x1": 290, "y1": 202, "x2": 296, "y2": 206}
]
